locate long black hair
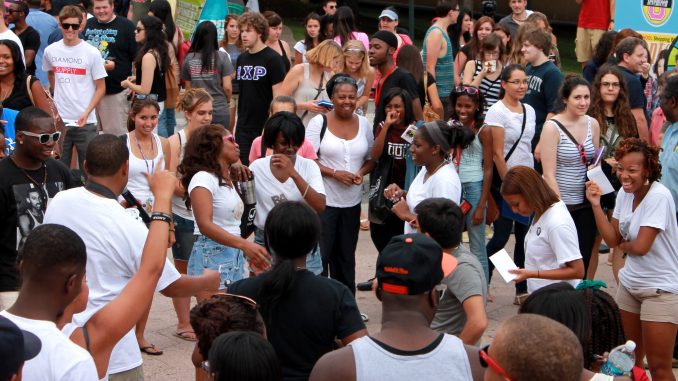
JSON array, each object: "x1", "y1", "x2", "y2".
[
  {"x1": 149, "y1": 0, "x2": 176, "y2": 43},
  {"x1": 189, "y1": 21, "x2": 219, "y2": 74},
  {"x1": 333, "y1": 6, "x2": 358, "y2": 46},
  {"x1": 449, "y1": 7, "x2": 472, "y2": 58},
  {"x1": 208, "y1": 332, "x2": 282, "y2": 381},
  {"x1": 303, "y1": 12, "x2": 324, "y2": 50},
  {"x1": 259, "y1": 202, "x2": 321, "y2": 325},
  {"x1": 373, "y1": 87, "x2": 415, "y2": 130},
  {"x1": 136, "y1": 15, "x2": 170, "y2": 73},
  {"x1": 0, "y1": 40, "x2": 26, "y2": 95}
]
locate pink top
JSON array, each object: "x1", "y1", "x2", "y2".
[
  {"x1": 649, "y1": 107, "x2": 666, "y2": 146},
  {"x1": 334, "y1": 32, "x2": 370, "y2": 51},
  {"x1": 248, "y1": 136, "x2": 319, "y2": 163}
]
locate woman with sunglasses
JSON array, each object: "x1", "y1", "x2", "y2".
[
  {"x1": 249, "y1": 112, "x2": 326, "y2": 275},
  {"x1": 121, "y1": 16, "x2": 169, "y2": 113},
  {"x1": 306, "y1": 73, "x2": 374, "y2": 294},
  {"x1": 340, "y1": 40, "x2": 375, "y2": 116},
  {"x1": 228, "y1": 201, "x2": 367, "y2": 380},
  {"x1": 462, "y1": 33, "x2": 504, "y2": 115},
  {"x1": 499, "y1": 166, "x2": 585, "y2": 292},
  {"x1": 387, "y1": 120, "x2": 473, "y2": 234},
  {"x1": 179, "y1": 124, "x2": 271, "y2": 301},
  {"x1": 279, "y1": 40, "x2": 342, "y2": 127},
  {"x1": 539, "y1": 74, "x2": 600, "y2": 278},
  {"x1": 485, "y1": 64, "x2": 536, "y2": 305},
  {"x1": 167, "y1": 88, "x2": 213, "y2": 343}
]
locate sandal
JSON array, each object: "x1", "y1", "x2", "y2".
[
  {"x1": 140, "y1": 344, "x2": 163, "y2": 356},
  {"x1": 360, "y1": 218, "x2": 370, "y2": 231},
  {"x1": 173, "y1": 331, "x2": 198, "y2": 342},
  {"x1": 513, "y1": 293, "x2": 529, "y2": 306}
]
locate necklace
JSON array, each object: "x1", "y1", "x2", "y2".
[
  {"x1": 424, "y1": 160, "x2": 446, "y2": 182},
  {"x1": 133, "y1": 130, "x2": 155, "y2": 174},
  {"x1": 0, "y1": 80, "x2": 13, "y2": 101},
  {"x1": 10, "y1": 154, "x2": 48, "y2": 209}
]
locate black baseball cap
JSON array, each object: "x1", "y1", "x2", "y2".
[
  {"x1": 376, "y1": 234, "x2": 444, "y2": 295},
  {"x1": 0, "y1": 316, "x2": 42, "y2": 379}
]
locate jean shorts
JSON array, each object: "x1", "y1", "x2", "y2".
[
  {"x1": 188, "y1": 235, "x2": 245, "y2": 289},
  {"x1": 254, "y1": 228, "x2": 323, "y2": 275}
]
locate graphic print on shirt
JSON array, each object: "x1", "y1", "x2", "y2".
[
  {"x1": 84, "y1": 28, "x2": 118, "y2": 59},
  {"x1": 237, "y1": 65, "x2": 268, "y2": 81},
  {"x1": 387, "y1": 141, "x2": 408, "y2": 160},
  {"x1": 12, "y1": 181, "x2": 64, "y2": 250},
  {"x1": 271, "y1": 193, "x2": 288, "y2": 205},
  {"x1": 527, "y1": 75, "x2": 543, "y2": 96}
]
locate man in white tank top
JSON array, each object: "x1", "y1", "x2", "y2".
[{"x1": 310, "y1": 234, "x2": 481, "y2": 381}]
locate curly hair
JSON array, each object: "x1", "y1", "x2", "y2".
[
  {"x1": 238, "y1": 12, "x2": 268, "y2": 43},
  {"x1": 614, "y1": 138, "x2": 662, "y2": 183},
  {"x1": 580, "y1": 288, "x2": 625, "y2": 370},
  {"x1": 591, "y1": 31, "x2": 617, "y2": 67},
  {"x1": 190, "y1": 294, "x2": 265, "y2": 359},
  {"x1": 589, "y1": 64, "x2": 638, "y2": 140},
  {"x1": 178, "y1": 124, "x2": 231, "y2": 210}
]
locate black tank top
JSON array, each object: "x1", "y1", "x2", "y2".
[
  {"x1": 135, "y1": 51, "x2": 167, "y2": 102},
  {"x1": 279, "y1": 40, "x2": 290, "y2": 73}
]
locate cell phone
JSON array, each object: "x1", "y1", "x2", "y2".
[
  {"x1": 316, "y1": 99, "x2": 334, "y2": 109},
  {"x1": 460, "y1": 199, "x2": 473, "y2": 215}
]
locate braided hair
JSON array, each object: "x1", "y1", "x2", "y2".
[{"x1": 581, "y1": 288, "x2": 626, "y2": 370}]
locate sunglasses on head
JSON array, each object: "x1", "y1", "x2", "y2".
[
  {"x1": 333, "y1": 76, "x2": 357, "y2": 86},
  {"x1": 479, "y1": 345, "x2": 512, "y2": 381},
  {"x1": 223, "y1": 135, "x2": 236, "y2": 144},
  {"x1": 21, "y1": 131, "x2": 61, "y2": 144},
  {"x1": 61, "y1": 23, "x2": 79, "y2": 30},
  {"x1": 134, "y1": 93, "x2": 158, "y2": 101},
  {"x1": 454, "y1": 86, "x2": 479, "y2": 96}
]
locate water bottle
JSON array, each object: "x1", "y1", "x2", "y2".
[{"x1": 600, "y1": 340, "x2": 636, "y2": 376}]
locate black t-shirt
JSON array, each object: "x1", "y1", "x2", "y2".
[
  {"x1": 3, "y1": 75, "x2": 39, "y2": 111},
  {"x1": 85, "y1": 16, "x2": 137, "y2": 94},
  {"x1": 618, "y1": 65, "x2": 646, "y2": 110},
  {"x1": 228, "y1": 270, "x2": 365, "y2": 381},
  {"x1": 13, "y1": 26, "x2": 40, "y2": 75},
  {"x1": 524, "y1": 60, "x2": 563, "y2": 145},
  {"x1": 376, "y1": 67, "x2": 420, "y2": 111},
  {"x1": 0, "y1": 157, "x2": 80, "y2": 291},
  {"x1": 417, "y1": 71, "x2": 437, "y2": 109}
]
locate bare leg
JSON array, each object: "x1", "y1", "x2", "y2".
[
  {"x1": 171, "y1": 259, "x2": 195, "y2": 340},
  {"x1": 620, "y1": 309, "x2": 644, "y2": 367},
  {"x1": 587, "y1": 234, "x2": 603, "y2": 280},
  {"x1": 612, "y1": 247, "x2": 625, "y2": 284},
  {"x1": 135, "y1": 303, "x2": 162, "y2": 354},
  {"x1": 642, "y1": 320, "x2": 678, "y2": 381}
]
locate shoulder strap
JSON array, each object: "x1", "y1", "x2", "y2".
[
  {"x1": 178, "y1": 129, "x2": 183, "y2": 147},
  {"x1": 260, "y1": 135, "x2": 266, "y2": 159},
  {"x1": 26, "y1": 75, "x2": 35, "y2": 105},
  {"x1": 503, "y1": 103, "x2": 526, "y2": 162},
  {"x1": 300, "y1": 71, "x2": 326, "y2": 120},
  {"x1": 82, "y1": 322, "x2": 92, "y2": 353},
  {"x1": 316, "y1": 114, "x2": 328, "y2": 156},
  {"x1": 550, "y1": 118, "x2": 578, "y2": 145}
]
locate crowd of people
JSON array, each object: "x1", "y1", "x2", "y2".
[{"x1": 1, "y1": 0, "x2": 678, "y2": 380}]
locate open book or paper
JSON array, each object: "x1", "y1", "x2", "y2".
[
  {"x1": 489, "y1": 249, "x2": 518, "y2": 283},
  {"x1": 586, "y1": 165, "x2": 615, "y2": 195}
]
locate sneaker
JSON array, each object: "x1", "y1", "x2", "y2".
[
  {"x1": 357, "y1": 278, "x2": 375, "y2": 292},
  {"x1": 360, "y1": 313, "x2": 369, "y2": 322}
]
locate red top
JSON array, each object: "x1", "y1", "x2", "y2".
[{"x1": 578, "y1": 0, "x2": 611, "y2": 30}]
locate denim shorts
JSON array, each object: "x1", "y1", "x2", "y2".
[
  {"x1": 254, "y1": 228, "x2": 323, "y2": 275},
  {"x1": 188, "y1": 235, "x2": 245, "y2": 288},
  {"x1": 171, "y1": 214, "x2": 196, "y2": 262}
]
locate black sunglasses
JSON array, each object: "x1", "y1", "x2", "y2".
[
  {"x1": 61, "y1": 23, "x2": 79, "y2": 30},
  {"x1": 21, "y1": 131, "x2": 61, "y2": 144}
]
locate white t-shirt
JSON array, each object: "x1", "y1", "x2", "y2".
[
  {"x1": 405, "y1": 163, "x2": 461, "y2": 234},
  {"x1": 44, "y1": 187, "x2": 181, "y2": 375},
  {"x1": 614, "y1": 182, "x2": 678, "y2": 294},
  {"x1": 188, "y1": 171, "x2": 243, "y2": 236},
  {"x1": 306, "y1": 114, "x2": 373, "y2": 207},
  {"x1": 42, "y1": 40, "x2": 107, "y2": 124},
  {"x1": 0, "y1": 311, "x2": 98, "y2": 381},
  {"x1": 293, "y1": 40, "x2": 307, "y2": 63},
  {"x1": 249, "y1": 155, "x2": 325, "y2": 229},
  {"x1": 125, "y1": 132, "x2": 165, "y2": 209},
  {"x1": 484, "y1": 100, "x2": 536, "y2": 169},
  {"x1": 524, "y1": 200, "x2": 582, "y2": 293},
  {"x1": 0, "y1": 29, "x2": 25, "y2": 65}
]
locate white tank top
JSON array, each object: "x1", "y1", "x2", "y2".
[
  {"x1": 125, "y1": 132, "x2": 164, "y2": 210},
  {"x1": 350, "y1": 334, "x2": 473, "y2": 381},
  {"x1": 172, "y1": 129, "x2": 193, "y2": 220}
]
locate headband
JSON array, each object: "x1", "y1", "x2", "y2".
[{"x1": 420, "y1": 122, "x2": 451, "y2": 153}]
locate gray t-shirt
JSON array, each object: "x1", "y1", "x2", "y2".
[
  {"x1": 180, "y1": 50, "x2": 234, "y2": 113},
  {"x1": 431, "y1": 245, "x2": 487, "y2": 339}
]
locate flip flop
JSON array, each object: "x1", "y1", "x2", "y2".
[
  {"x1": 173, "y1": 331, "x2": 198, "y2": 342},
  {"x1": 140, "y1": 344, "x2": 163, "y2": 356},
  {"x1": 360, "y1": 218, "x2": 370, "y2": 231}
]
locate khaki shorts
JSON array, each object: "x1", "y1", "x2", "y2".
[
  {"x1": 575, "y1": 27, "x2": 607, "y2": 63},
  {"x1": 109, "y1": 365, "x2": 144, "y2": 381},
  {"x1": 615, "y1": 284, "x2": 678, "y2": 324}
]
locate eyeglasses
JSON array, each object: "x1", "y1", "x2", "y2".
[
  {"x1": 61, "y1": 23, "x2": 79, "y2": 30},
  {"x1": 223, "y1": 135, "x2": 236, "y2": 144},
  {"x1": 20, "y1": 131, "x2": 61, "y2": 144},
  {"x1": 601, "y1": 82, "x2": 620, "y2": 88},
  {"x1": 479, "y1": 345, "x2": 513, "y2": 381},
  {"x1": 505, "y1": 79, "x2": 529, "y2": 86},
  {"x1": 328, "y1": 5, "x2": 336, "y2": 9},
  {"x1": 134, "y1": 93, "x2": 158, "y2": 101},
  {"x1": 454, "y1": 86, "x2": 479, "y2": 96},
  {"x1": 135, "y1": 27, "x2": 144, "y2": 33}
]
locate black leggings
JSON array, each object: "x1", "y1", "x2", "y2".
[{"x1": 568, "y1": 205, "x2": 596, "y2": 273}]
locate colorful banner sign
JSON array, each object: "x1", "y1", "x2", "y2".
[{"x1": 616, "y1": 0, "x2": 677, "y2": 65}]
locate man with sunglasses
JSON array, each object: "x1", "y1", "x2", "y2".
[
  {"x1": 0, "y1": 2, "x2": 25, "y2": 66},
  {"x1": 311, "y1": 234, "x2": 483, "y2": 381},
  {"x1": 0, "y1": 107, "x2": 80, "y2": 296},
  {"x1": 322, "y1": 0, "x2": 337, "y2": 16},
  {"x1": 43, "y1": 5, "x2": 107, "y2": 173},
  {"x1": 8, "y1": 1, "x2": 40, "y2": 76}
]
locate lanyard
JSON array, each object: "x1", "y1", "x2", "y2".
[
  {"x1": 374, "y1": 65, "x2": 397, "y2": 109},
  {"x1": 85, "y1": 180, "x2": 117, "y2": 199},
  {"x1": 133, "y1": 131, "x2": 155, "y2": 174}
]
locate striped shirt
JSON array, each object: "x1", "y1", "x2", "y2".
[
  {"x1": 551, "y1": 117, "x2": 595, "y2": 205},
  {"x1": 422, "y1": 26, "x2": 454, "y2": 97},
  {"x1": 472, "y1": 60, "x2": 501, "y2": 116}
]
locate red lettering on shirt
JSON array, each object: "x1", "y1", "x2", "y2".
[{"x1": 53, "y1": 66, "x2": 87, "y2": 75}]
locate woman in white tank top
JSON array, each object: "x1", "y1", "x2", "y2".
[{"x1": 167, "y1": 88, "x2": 214, "y2": 341}]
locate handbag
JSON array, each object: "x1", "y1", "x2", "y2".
[
  {"x1": 368, "y1": 148, "x2": 394, "y2": 224},
  {"x1": 164, "y1": 45, "x2": 179, "y2": 109},
  {"x1": 26, "y1": 75, "x2": 67, "y2": 159},
  {"x1": 422, "y1": 73, "x2": 440, "y2": 122}
]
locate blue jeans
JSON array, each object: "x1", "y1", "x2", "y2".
[
  {"x1": 462, "y1": 181, "x2": 489, "y2": 282},
  {"x1": 157, "y1": 108, "x2": 176, "y2": 138},
  {"x1": 254, "y1": 228, "x2": 323, "y2": 275},
  {"x1": 188, "y1": 235, "x2": 245, "y2": 288},
  {"x1": 171, "y1": 214, "x2": 195, "y2": 262}
]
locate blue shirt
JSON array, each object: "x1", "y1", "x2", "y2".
[
  {"x1": 26, "y1": 8, "x2": 57, "y2": 86},
  {"x1": 660, "y1": 121, "x2": 678, "y2": 208}
]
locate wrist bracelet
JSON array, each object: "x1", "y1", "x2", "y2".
[
  {"x1": 302, "y1": 184, "x2": 310, "y2": 198},
  {"x1": 332, "y1": 168, "x2": 337, "y2": 177},
  {"x1": 150, "y1": 212, "x2": 172, "y2": 224}
]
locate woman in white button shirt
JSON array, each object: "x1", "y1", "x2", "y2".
[{"x1": 306, "y1": 73, "x2": 374, "y2": 293}]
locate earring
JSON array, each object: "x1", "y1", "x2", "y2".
[
  {"x1": 644, "y1": 178, "x2": 650, "y2": 185},
  {"x1": 19, "y1": 140, "x2": 23, "y2": 144}
]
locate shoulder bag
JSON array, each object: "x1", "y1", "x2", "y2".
[
  {"x1": 26, "y1": 75, "x2": 67, "y2": 159},
  {"x1": 422, "y1": 72, "x2": 440, "y2": 122}
]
